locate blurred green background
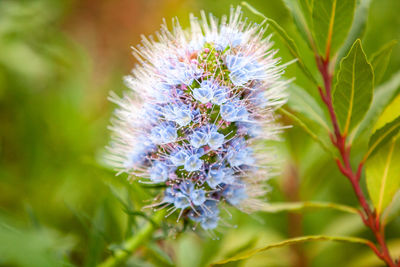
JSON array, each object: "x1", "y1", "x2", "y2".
[{"x1": 0, "y1": 0, "x2": 399, "y2": 266}]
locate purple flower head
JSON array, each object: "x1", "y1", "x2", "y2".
[{"x1": 107, "y1": 6, "x2": 288, "y2": 232}]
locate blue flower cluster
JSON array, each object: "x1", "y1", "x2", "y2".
[{"x1": 108, "y1": 7, "x2": 287, "y2": 231}]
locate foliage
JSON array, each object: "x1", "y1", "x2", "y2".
[{"x1": 0, "y1": 0, "x2": 400, "y2": 266}]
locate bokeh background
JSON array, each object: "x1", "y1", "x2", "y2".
[{"x1": 1, "y1": 0, "x2": 399, "y2": 266}]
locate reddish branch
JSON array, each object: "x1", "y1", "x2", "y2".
[{"x1": 315, "y1": 55, "x2": 397, "y2": 267}]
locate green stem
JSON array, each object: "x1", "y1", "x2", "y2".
[{"x1": 98, "y1": 210, "x2": 166, "y2": 267}]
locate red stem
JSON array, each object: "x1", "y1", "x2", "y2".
[{"x1": 315, "y1": 55, "x2": 396, "y2": 267}]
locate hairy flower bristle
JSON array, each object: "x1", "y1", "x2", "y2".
[{"x1": 107, "y1": 6, "x2": 288, "y2": 231}]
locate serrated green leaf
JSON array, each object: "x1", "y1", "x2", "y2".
[
  {"x1": 364, "y1": 116, "x2": 400, "y2": 161},
  {"x1": 352, "y1": 70, "x2": 400, "y2": 143},
  {"x1": 261, "y1": 201, "x2": 358, "y2": 214},
  {"x1": 366, "y1": 136, "x2": 400, "y2": 215},
  {"x1": 312, "y1": 0, "x2": 356, "y2": 56},
  {"x1": 333, "y1": 39, "x2": 373, "y2": 134},
  {"x1": 241, "y1": 1, "x2": 318, "y2": 85},
  {"x1": 337, "y1": 0, "x2": 372, "y2": 66},
  {"x1": 211, "y1": 235, "x2": 371, "y2": 265},
  {"x1": 371, "y1": 40, "x2": 397, "y2": 85}
]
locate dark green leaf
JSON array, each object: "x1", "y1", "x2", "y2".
[
  {"x1": 370, "y1": 40, "x2": 398, "y2": 85},
  {"x1": 366, "y1": 135, "x2": 400, "y2": 215},
  {"x1": 333, "y1": 39, "x2": 373, "y2": 134},
  {"x1": 312, "y1": 0, "x2": 356, "y2": 56},
  {"x1": 211, "y1": 235, "x2": 372, "y2": 265}
]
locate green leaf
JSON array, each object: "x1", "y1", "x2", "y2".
[
  {"x1": 333, "y1": 39, "x2": 374, "y2": 134},
  {"x1": 261, "y1": 201, "x2": 358, "y2": 214},
  {"x1": 374, "y1": 94, "x2": 400, "y2": 131},
  {"x1": 312, "y1": 0, "x2": 356, "y2": 56},
  {"x1": 370, "y1": 40, "x2": 398, "y2": 85},
  {"x1": 352, "y1": 70, "x2": 400, "y2": 143},
  {"x1": 279, "y1": 107, "x2": 334, "y2": 156},
  {"x1": 337, "y1": 0, "x2": 372, "y2": 66},
  {"x1": 348, "y1": 239, "x2": 400, "y2": 267},
  {"x1": 241, "y1": 1, "x2": 318, "y2": 85},
  {"x1": 282, "y1": 0, "x2": 313, "y2": 45},
  {"x1": 364, "y1": 116, "x2": 400, "y2": 161},
  {"x1": 382, "y1": 191, "x2": 400, "y2": 225},
  {"x1": 211, "y1": 235, "x2": 372, "y2": 265},
  {"x1": 287, "y1": 84, "x2": 329, "y2": 130},
  {"x1": 145, "y1": 243, "x2": 174, "y2": 266},
  {"x1": 298, "y1": 0, "x2": 313, "y2": 27},
  {"x1": 366, "y1": 135, "x2": 400, "y2": 215}
]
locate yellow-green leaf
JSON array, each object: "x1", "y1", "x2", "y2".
[
  {"x1": 373, "y1": 93, "x2": 400, "y2": 131},
  {"x1": 366, "y1": 136, "x2": 400, "y2": 215},
  {"x1": 333, "y1": 39, "x2": 373, "y2": 134},
  {"x1": 364, "y1": 116, "x2": 400, "y2": 161},
  {"x1": 211, "y1": 235, "x2": 372, "y2": 266},
  {"x1": 312, "y1": 0, "x2": 356, "y2": 56},
  {"x1": 261, "y1": 201, "x2": 358, "y2": 214}
]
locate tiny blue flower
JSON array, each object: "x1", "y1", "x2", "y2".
[
  {"x1": 235, "y1": 106, "x2": 249, "y2": 121},
  {"x1": 150, "y1": 161, "x2": 170, "y2": 182},
  {"x1": 184, "y1": 154, "x2": 203, "y2": 172},
  {"x1": 164, "y1": 61, "x2": 203, "y2": 86},
  {"x1": 174, "y1": 192, "x2": 191, "y2": 209},
  {"x1": 163, "y1": 187, "x2": 177, "y2": 203},
  {"x1": 170, "y1": 149, "x2": 188, "y2": 166},
  {"x1": 162, "y1": 124, "x2": 178, "y2": 144},
  {"x1": 220, "y1": 103, "x2": 238, "y2": 122},
  {"x1": 220, "y1": 26, "x2": 244, "y2": 48},
  {"x1": 211, "y1": 87, "x2": 228, "y2": 105},
  {"x1": 192, "y1": 81, "x2": 214, "y2": 103},
  {"x1": 201, "y1": 200, "x2": 220, "y2": 217},
  {"x1": 200, "y1": 215, "x2": 219, "y2": 230},
  {"x1": 208, "y1": 131, "x2": 225, "y2": 150},
  {"x1": 225, "y1": 55, "x2": 265, "y2": 86},
  {"x1": 190, "y1": 189, "x2": 206, "y2": 206},
  {"x1": 174, "y1": 106, "x2": 193, "y2": 126},
  {"x1": 178, "y1": 180, "x2": 195, "y2": 194},
  {"x1": 223, "y1": 185, "x2": 247, "y2": 206},
  {"x1": 227, "y1": 146, "x2": 254, "y2": 167},
  {"x1": 207, "y1": 168, "x2": 225, "y2": 188},
  {"x1": 190, "y1": 128, "x2": 210, "y2": 148}
]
